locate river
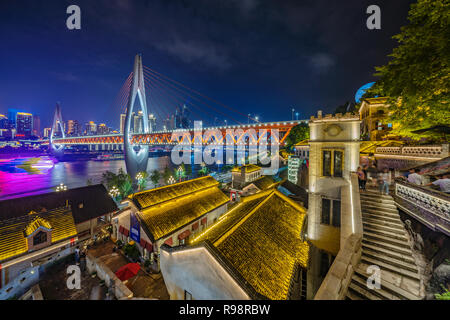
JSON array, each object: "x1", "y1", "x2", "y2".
[{"x1": 0, "y1": 156, "x2": 172, "y2": 200}]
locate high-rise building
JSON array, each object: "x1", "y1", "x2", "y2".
[
  {"x1": 133, "y1": 111, "x2": 144, "y2": 133},
  {"x1": 66, "y1": 120, "x2": 81, "y2": 136},
  {"x1": 120, "y1": 113, "x2": 126, "y2": 133},
  {"x1": 16, "y1": 112, "x2": 33, "y2": 138},
  {"x1": 85, "y1": 121, "x2": 97, "y2": 135},
  {"x1": 43, "y1": 127, "x2": 51, "y2": 138},
  {"x1": 149, "y1": 113, "x2": 156, "y2": 132},
  {"x1": 97, "y1": 123, "x2": 108, "y2": 135},
  {"x1": 32, "y1": 115, "x2": 40, "y2": 137},
  {"x1": 0, "y1": 114, "x2": 9, "y2": 129}
]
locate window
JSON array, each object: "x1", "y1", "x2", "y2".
[
  {"x1": 322, "y1": 149, "x2": 344, "y2": 177},
  {"x1": 33, "y1": 231, "x2": 47, "y2": 245},
  {"x1": 321, "y1": 199, "x2": 331, "y2": 224},
  {"x1": 332, "y1": 200, "x2": 341, "y2": 227},
  {"x1": 321, "y1": 198, "x2": 341, "y2": 227},
  {"x1": 320, "y1": 251, "x2": 335, "y2": 278},
  {"x1": 184, "y1": 290, "x2": 192, "y2": 300},
  {"x1": 322, "y1": 151, "x2": 332, "y2": 176}
]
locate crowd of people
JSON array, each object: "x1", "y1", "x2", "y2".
[{"x1": 356, "y1": 161, "x2": 450, "y2": 195}]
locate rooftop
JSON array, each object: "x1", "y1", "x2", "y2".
[
  {"x1": 191, "y1": 190, "x2": 309, "y2": 300},
  {"x1": 131, "y1": 176, "x2": 229, "y2": 241},
  {"x1": 0, "y1": 206, "x2": 77, "y2": 262},
  {"x1": 0, "y1": 184, "x2": 118, "y2": 224},
  {"x1": 249, "y1": 175, "x2": 280, "y2": 191},
  {"x1": 231, "y1": 164, "x2": 261, "y2": 173}
]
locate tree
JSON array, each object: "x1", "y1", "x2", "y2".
[
  {"x1": 150, "y1": 170, "x2": 161, "y2": 187},
  {"x1": 285, "y1": 122, "x2": 310, "y2": 150},
  {"x1": 185, "y1": 163, "x2": 192, "y2": 178},
  {"x1": 365, "y1": 0, "x2": 450, "y2": 139},
  {"x1": 101, "y1": 168, "x2": 133, "y2": 198},
  {"x1": 162, "y1": 166, "x2": 172, "y2": 184}
]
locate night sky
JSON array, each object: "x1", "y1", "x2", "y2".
[{"x1": 0, "y1": 0, "x2": 416, "y2": 129}]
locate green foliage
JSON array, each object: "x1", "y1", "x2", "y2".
[
  {"x1": 175, "y1": 163, "x2": 186, "y2": 181},
  {"x1": 123, "y1": 243, "x2": 140, "y2": 260},
  {"x1": 185, "y1": 163, "x2": 192, "y2": 178},
  {"x1": 198, "y1": 163, "x2": 209, "y2": 177},
  {"x1": 163, "y1": 166, "x2": 172, "y2": 183},
  {"x1": 102, "y1": 168, "x2": 133, "y2": 198},
  {"x1": 150, "y1": 169, "x2": 161, "y2": 187},
  {"x1": 435, "y1": 285, "x2": 450, "y2": 300},
  {"x1": 285, "y1": 122, "x2": 310, "y2": 150},
  {"x1": 366, "y1": 0, "x2": 450, "y2": 138},
  {"x1": 136, "y1": 171, "x2": 148, "y2": 190}
]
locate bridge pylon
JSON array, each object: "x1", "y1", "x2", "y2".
[
  {"x1": 49, "y1": 102, "x2": 66, "y2": 157},
  {"x1": 124, "y1": 54, "x2": 150, "y2": 180}
]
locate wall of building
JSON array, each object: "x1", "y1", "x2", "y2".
[
  {"x1": 86, "y1": 252, "x2": 133, "y2": 299},
  {"x1": 160, "y1": 246, "x2": 250, "y2": 300}
]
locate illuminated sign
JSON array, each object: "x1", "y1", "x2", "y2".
[
  {"x1": 130, "y1": 212, "x2": 140, "y2": 242},
  {"x1": 288, "y1": 155, "x2": 300, "y2": 184}
]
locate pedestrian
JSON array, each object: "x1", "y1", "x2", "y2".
[
  {"x1": 378, "y1": 168, "x2": 391, "y2": 195},
  {"x1": 357, "y1": 166, "x2": 366, "y2": 190},
  {"x1": 362, "y1": 165, "x2": 368, "y2": 191},
  {"x1": 368, "y1": 162, "x2": 378, "y2": 187},
  {"x1": 425, "y1": 174, "x2": 450, "y2": 193},
  {"x1": 407, "y1": 168, "x2": 423, "y2": 185},
  {"x1": 75, "y1": 246, "x2": 80, "y2": 264}
]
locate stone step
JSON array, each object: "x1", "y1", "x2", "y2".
[
  {"x1": 363, "y1": 225, "x2": 409, "y2": 242},
  {"x1": 361, "y1": 204, "x2": 399, "y2": 214},
  {"x1": 346, "y1": 288, "x2": 364, "y2": 300},
  {"x1": 363, "y1": 231, "x2": 411, "y2": 248},
  {"x1": 362, "y1": 238, "x2": 413, "y2": 256},
  {"x1": 362, "y1": 248, "x2": 418, "y2": 273},
  {"x1": 361, "y1": 200, "x2": 397, "y2": 210},
  {"x1": 351, "y1": 273, "x2": 401, "y2": 300},
  {"x1": 362, "y1": 216, "x2": 404, "y2": 229},
  {"x1": 360, "y1": 255, "x2": 421, "y2": 281},
  {"x1": 362, "y1": 208, "x2": 401, "y2": 219},
  {"x1": 356, "y1": 263, "x2": 421, "y2": 300},
  {"x1": 361, "y1": 190, "x2": 393, "y2": 200},
  {"x1": 363, "y1": 220, "x2": 406, "y2": 234},
  {"x1": 362, "y1": 243, "x2": 416, "y2": 265},
  {"x1": 347, "y1": 281, "x2": 382, "y2": 300},
  {"x1": 360, "y1": 195, "x2": 396, "y2": 205},
  {"x1": 362, "y1": 212, "x2": 403, "y2": 226}
]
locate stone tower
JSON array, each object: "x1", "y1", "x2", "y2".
[{"x1": 306, "y1": 111, "x2": 361, "y2": 299}]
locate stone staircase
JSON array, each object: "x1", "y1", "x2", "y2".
[{"x1": 346, "y1": 190, "x2": 423, "y2": 300}]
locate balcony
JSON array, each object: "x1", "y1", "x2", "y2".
[{"x1": 393, "y1": 179, "x2": 450, "y2": 236}]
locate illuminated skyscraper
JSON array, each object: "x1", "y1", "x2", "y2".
[
  {"x1": 120, "y1": 113, "x2": 126, "y2": 133},
  {"x1": 97, "y1": 123, "x2": 108, "y2": 135},
  {"x1": 16, "y1": 112, "x2": 33, "y2": 138},
  {"x1": 148, "y1": 113, "x2": 156, "y2": 132},
  {"x1": 32, "y1": 115, "x2": 40, "y2": 137},
  {"x1": 85, "y1": 121, "x2": 97, "y2": 135}
]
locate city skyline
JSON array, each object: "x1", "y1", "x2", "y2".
[{"x1": 0, "y1": 0, "x2": 415, "y2": 129}]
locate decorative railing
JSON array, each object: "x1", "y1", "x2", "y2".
[
  {"x1": 376, "y1": 144, "x2": 449, "y2": 159},
  {"x1": 394, "y1": 179, "x2": 450, "y2": 236}
]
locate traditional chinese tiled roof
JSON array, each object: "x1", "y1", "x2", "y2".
[
  {"x1": 0, "y1": 184, "x2": 118, "y2": 224},
  {"x1": 0, "y1": 206, "x2": 77, "y2": 262},
  {"x1": 191, "y1": 190, "x2": 309, "y2": 300},
  {"x1": 132, "y1": 176, "x2": 229, "y2": 241},
  {"x1": 250, "y1": 176, "x2": 279, "y2": 191},
  {"x1": 359, "y1": 140, "x2": 403, "y2": 155},
  {"x1": 231, "y1": 164, "x2": 261, "y2": 173},
  {"x1": 131, "y1": 176, "x2": 219, "y2": 210}
]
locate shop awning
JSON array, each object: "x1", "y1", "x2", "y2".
[
  {"x1": 178, "y1": 230, "x2": 191, "y2": 240},
  {"x1": 115, "y1": 263, "x2": 140, "y2": 282}
]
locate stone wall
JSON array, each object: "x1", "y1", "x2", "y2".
[
  {"x1": 314, "y1": 233, "x2": 362, "y2": 300},
  {"x1": 85, "y1": 252, "x2": 133, "y2": 299}
]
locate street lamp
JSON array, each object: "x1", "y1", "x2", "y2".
[
  {"x1": 296, "y1": 112, "x2": 299, "y2": 120},
  {"x1": 136, "y1": 172, "x2": 144, "y2": 191},
  {"x1": 109, "y1": 186, "x2": 120, "y2": 199},
  {"x1": 177, "y1": 166, "x2": 184, "y2": 182},
  {"x1": 292, "y1": 108, "x2": 295, "y2": 120},
  {"x1": 56, "y1": 183, "x2": 67, "y2": 192},
  {"x1": 255, "y1": 116, "x2": 259, "y2": 123},
  {"x1": 168, "y1": 176, "x2": 176, "y2": 184}
]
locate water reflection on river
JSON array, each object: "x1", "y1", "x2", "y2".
[{"x1": 0, "y1": 156, "x2": 172, "y2": 200}]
